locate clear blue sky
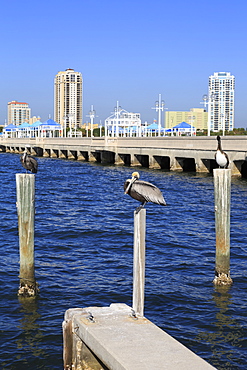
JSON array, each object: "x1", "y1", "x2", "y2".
[{"x1": 0, "y1": 0, "x2": 246, "y2": 127}]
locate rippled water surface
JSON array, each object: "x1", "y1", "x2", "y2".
[{"x1": 0, "y1": 152, "x2": 247, "y2": 369}]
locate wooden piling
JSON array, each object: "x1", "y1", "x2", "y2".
[
  {"x1": 213, "y1": 169, "x2": 232, "y2": 286},
  {"x1": 133, "y1": 208, "x2": 146, "y2": 316},
  {"x1": 16, "y1": 174, "x2": 38, "y2": 296}
]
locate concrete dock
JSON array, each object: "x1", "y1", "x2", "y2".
[
  {"x1": 1, "y1": 136, "x2": 247, "y2": 176},
  {"x1": 63, "y1": 303, "x2": 216, "y2": 370}
]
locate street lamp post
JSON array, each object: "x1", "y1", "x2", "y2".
[
  {"x1": 152, "y1": 94, "x2": 165, "y2": 137},
  {"x1": 67, "y1": 114, "x2": 74, "y2": 137},
  {"x1": 74, "y1": 118, "x2": 77, "y2": 137},
  {"x1": 89, "y1": 105, "x2": 96, "y2": 137},
  {"x1": 99, "y1": 120, "x2": 102, "y2": 137},
  {"x1": 114, "y1": 101, "x2": 122, "y2": 137},
  {"x1": 221, "y1": 113, "x2": 225, "y2": 136},
  {"x1": 189, "y1": 115, "x2": 195, "y2": 136},
  {"x1": 62, "y1": 116, "x2": 67, "y2": 138},
  {"x1": 201, "y1": 94, "x2": 215, "y2": 136}
]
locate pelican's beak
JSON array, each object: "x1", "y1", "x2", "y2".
[{"x1": 125, "y1": 177, "x2": 135, "y2": 194}]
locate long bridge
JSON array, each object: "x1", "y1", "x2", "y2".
[{"x1": 1, "y1": 136, "x2": 247, "y2": 176}]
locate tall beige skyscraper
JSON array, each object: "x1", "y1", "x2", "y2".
[
  {"x1": 54, "y1": 68, "x2": 83, "y2": 130},
  {"x1": 8, "y1": 101, "x2": 31, "y2": 125}
]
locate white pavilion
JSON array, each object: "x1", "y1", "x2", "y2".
[{"x1": 105, "y1": 102, "x2": 143, "y2": 137}]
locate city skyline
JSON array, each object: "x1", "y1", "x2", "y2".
[{"x1": 0, "y1": 0, "x2": 246, "y2": 128}]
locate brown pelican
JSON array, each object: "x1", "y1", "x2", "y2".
[
  {"x1": 20, "y1": 147, "x2": 38, "y2": 173},
  {"x1": 215, "y1": 135, "x2": 229, "y2": 169},
  {"x1": 124, "y1": 171, "x2": 166, "y2": 212}
]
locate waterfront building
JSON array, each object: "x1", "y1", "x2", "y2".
[
  {"x1": 3, "y1": 119, "x2": 61, "y2": 139},
  {"x1": 54, "y1": 68, "x2": 83, "y2": 132},
  {"x1": 29, "y1": 116, "x2": 41, "y2": 125},
  {"x1": 7, "y1": 101, "x2": 31, "y2": 125},
  {"x1": 165, "y1": 108, "x2": 208, "y2": 131},
  {"x1": 208, "y1": 72, "x2": 235, "y2": 132},
  {"x1": 105, "y1": 102, "x2": 142, "y2": 137}
]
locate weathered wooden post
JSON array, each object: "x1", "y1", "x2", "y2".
[
  {"x1": 16, "y1": 173, "x2": 38, "y2": 296},
  {"x1": 132, "y1": 208, "x2": 146, "y2": 316},
  {"x1": 213, "y1": 169, "x2": 232, "y2": 286}
]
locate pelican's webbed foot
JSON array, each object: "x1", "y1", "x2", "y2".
[
  {"x1": 135, "y1": 206, "x2": 142, "y2": 214},
  {"x1": 134, "y1": 202, "x2": 146, "y2": 214}
]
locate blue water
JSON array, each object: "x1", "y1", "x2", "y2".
[{"x1": 0, "y1": 152, "x2": 247, "y2": 370}]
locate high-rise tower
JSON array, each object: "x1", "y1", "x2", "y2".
[
  {"x1": 54, "y1": 68, "x2": 83, "y2": 130},
  {"x1": 208, "y1": 72, "x2": 235, "y2": 133}
]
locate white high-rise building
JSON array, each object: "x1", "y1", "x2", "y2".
[
  {"x1": 8, "y1": 101, "x2": 31, "y2": 125},
  {"x1": 208, "y1": 72, "x2": 235, "y2": 132},
  {"x1": 54, "y1": 68, "x2": 83, "y2": 130}
]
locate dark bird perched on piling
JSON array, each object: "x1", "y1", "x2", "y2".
[
  {"x1": 124, "y1": 171, "x2": 167, "y2": 212},
  {"x1": 20, "y1": 148, "x2": 38, "y2": 173},
  {"x1": 215, "y1": 135, "x2": 229, "y2": 169}
]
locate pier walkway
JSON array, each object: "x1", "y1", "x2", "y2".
[
  {"x1": 63, "y1": 303, "x2": 217, "y2": 370},
  {"x1": 1, "y1": 136, "x2": 247, "y2": 176}
]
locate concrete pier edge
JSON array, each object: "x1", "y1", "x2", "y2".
[
  {"x1": 1, "y1": 136, "x2": 247, "y2": 176},
  {"x1": 63, "y1": 303, "x2": 217, "y2": 370}
]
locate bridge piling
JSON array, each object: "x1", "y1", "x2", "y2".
[
  {"x1": 77, "y1": 151, "x2": 88, "y2": 161},
  {"x1": 130, "y1": 154, "x2": 142, "y2": 167},
  {"x1": 195, "y1": 156, "x2": 210, "y2": 172},
  {"x1": 43, "y1": 148, "x2": 50, "y2": 157},
  {"x1": 88, "y1": 151, "x2": 98, "y2": 162},
  {"x1": 59, "y1": 150, "x2": 67, "y2": 159},
  {"x1": 149, "y1": 155, "x2": 161, "y2": 169},
  {"x1": 170, "y1": 156, "x2": 183, "y2": 171},
  {"x1": 51, "y1": 149, "x2": 58, "y2": 158},
  {"x1": 114, "y1": 153, "x2": 125, "y2": 165}
]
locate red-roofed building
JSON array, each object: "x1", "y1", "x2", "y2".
[{"x1": 7, "y1": 100, "x2": 31, "y2": 125}]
